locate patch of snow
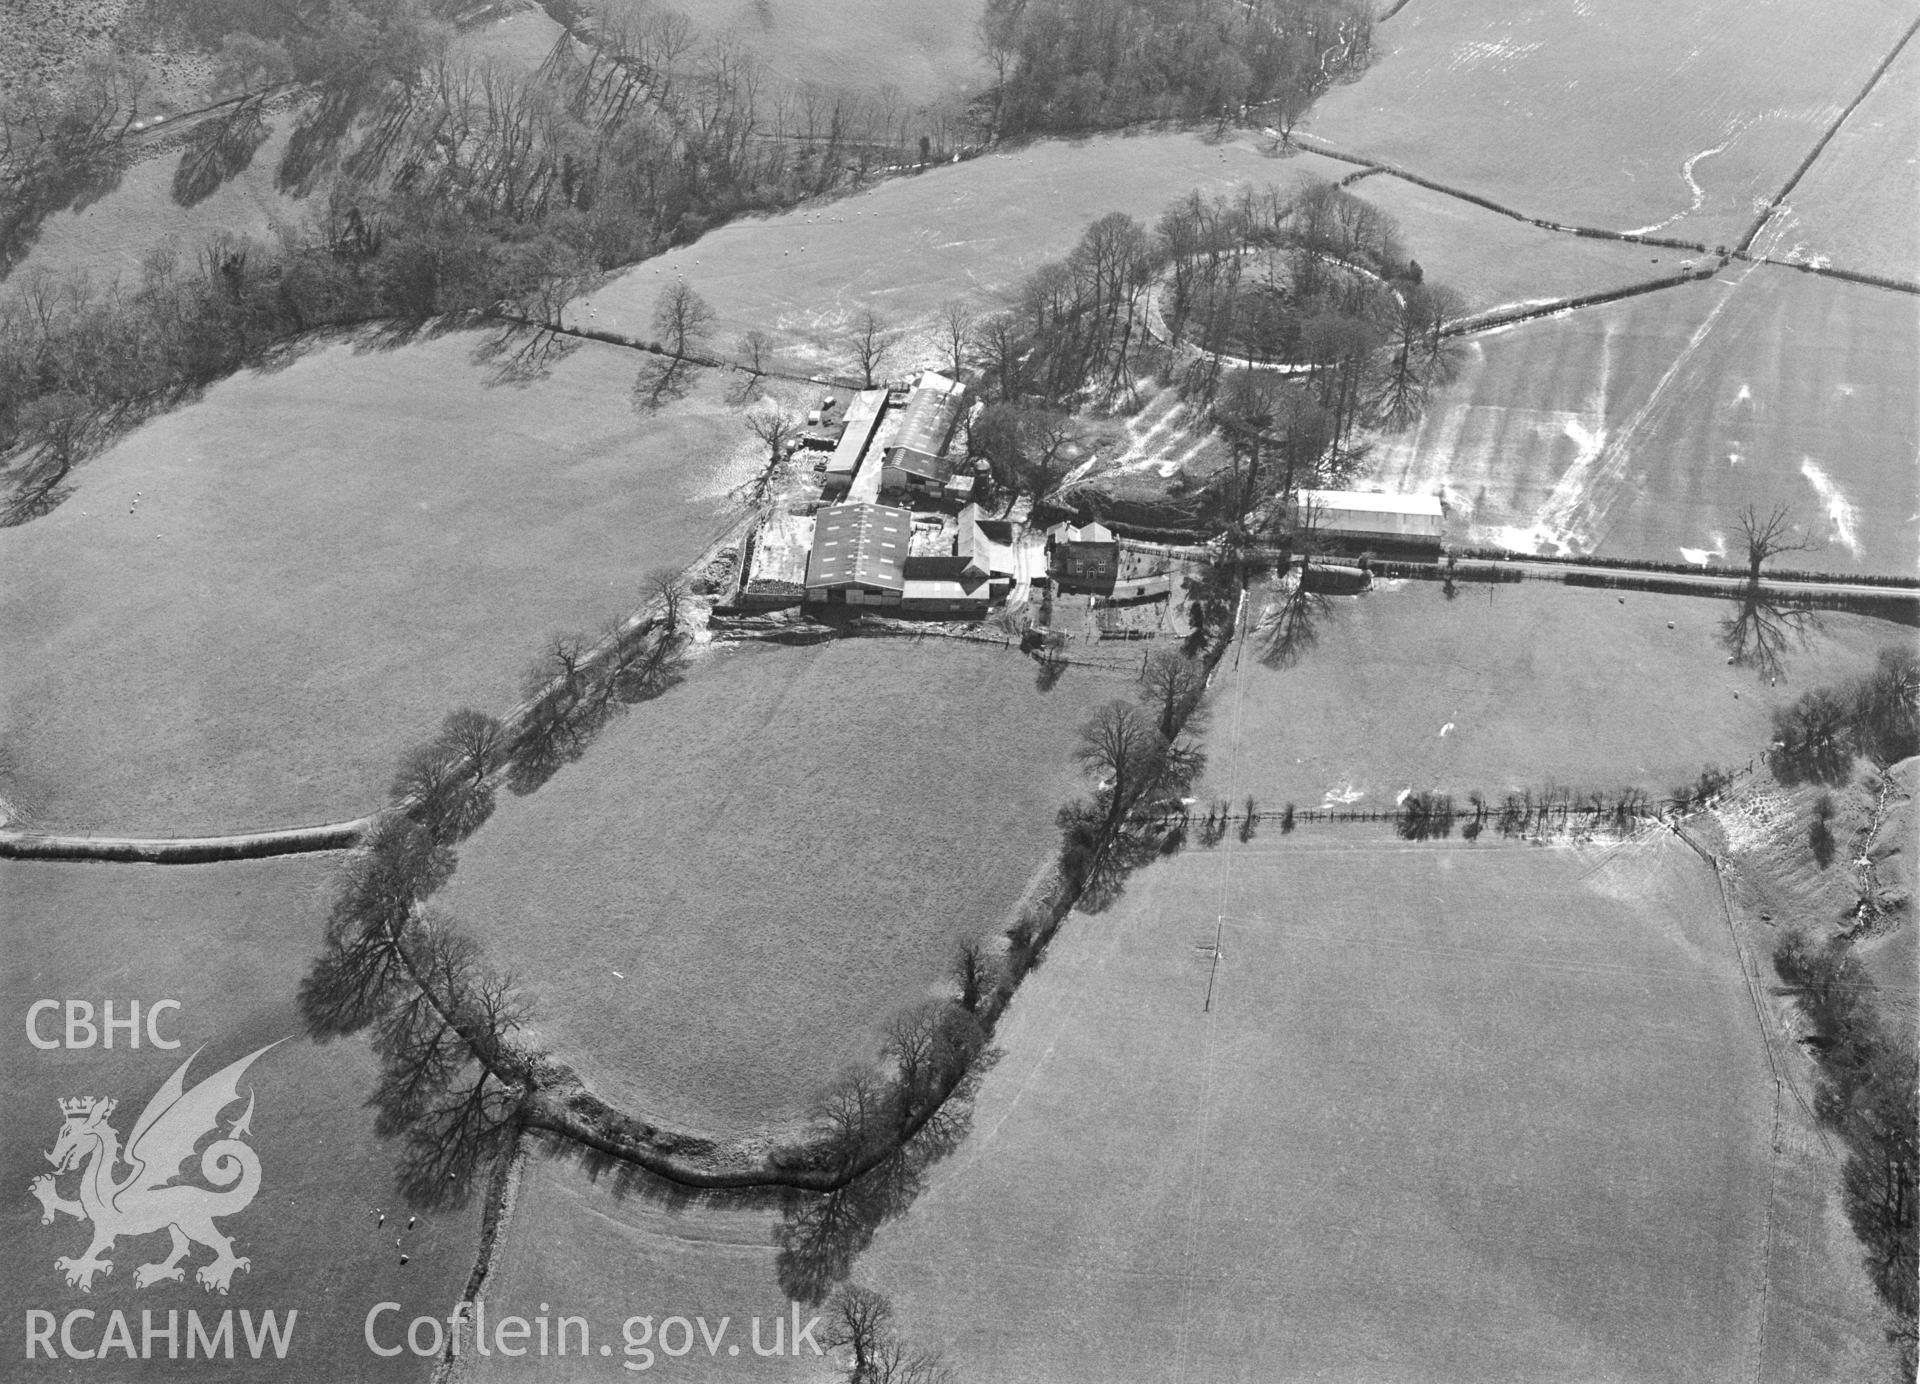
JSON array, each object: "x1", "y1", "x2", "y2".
[
  {"x1": 1678, "y1": 532, "x2": 1726, "y2": 566},
  {"x1": 1322, "y1": 783, "x2": 1364, "y2": 806},
  {"x1": 1621, "y1": 135, "x2": 1735, "y2": 236},
  {"x1": 1446, "y1": 38, "x2": 1542, "y2": 73},
  {"x1": 1681, "y1": 525, "x2": 1743, "y2": 564},
  {"x1": 1714, "y1": 793, "x2": 1793, "y2": 854},
  {"x1": 1800, "y1": 457, "x2": 1862, "y2": 556}
]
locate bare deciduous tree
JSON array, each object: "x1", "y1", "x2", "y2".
[
  {"x1": 812, "y1": 1066, "x2": 894, "y2": 1172},
  {"x1": 823, "y1": 1283, "x2": 894, "y2": 1382},
  {"x1": 645, "y1": 566, "x2": 689, "y2": 634},
  {"x1": 851, "y1": 308, "x2": 895, "y2": 388},
  {"x1": 867, "y1": 1335, "x2": 954, "y2": 1384},
  {"x1": 972, "y1": 404, "x2": 1076, "y2": 510},
  {"x1": 737, "y1": 328, "x2": 774, "y2": 382},
  {"x1": 391, "y1": 713, "x2": 501, "y2": 846},
  {"x1": 508, "y1": 634, "x2": 611, "y2": 793},
  {"x1": 952, "y1": 936, "x2": 996, "y2": 1012},
  {"x1": 1139, "y1": 648, "x2": 1208, "y2": 742},
  {"x1": 746, "y1": 401, "x2": 801, "y2": 467},
  {"x1": 936, "y1": 298, "x2": 976, "y2": 378},
  {"x1": 1077, "y1": 700, "x2": 1171, "y2": 831},
  {"x1": 822, "y1": 1283, "x2": 953, "y2": 1384},
  {"x1": 737, "y1": 402, "x2": 801, "y2": 509},
  {"x1": 1737, "y1": 502, "x2": 1813, "y2": 587},
  {"x1": 600, "y1": 618, "x2": 687, "y2": 705},
  {"x1": 653, "y1": 279, "x2": 715, "y2": 360}
]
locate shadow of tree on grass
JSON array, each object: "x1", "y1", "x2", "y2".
[
  {"x1": 1720, "y1": 587, "x2": 1816, "y2": 683},
  {"x1": 171, "y1": 101, "x2": 272, "y2": 207}
]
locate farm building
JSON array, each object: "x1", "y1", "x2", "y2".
[
  {"x1": 819, "y1": 390, "x2": 891, "y2": 502},
  {"x1": 901, "y1": 556, "x2": 992, "y2": 616},
  {"x1": 880, "y1": 373, "x2": 968, "y2": 505},
  {"x1": 1047, "y1": 520, "x2": 1120, "y2": 592},
  {"x1": 1293, "y1": 490, "x2": 1445, "y2": 548},
  {"x1": 957, "y1": 504, "x2": 1017, "y2": 599},
  {"x1": 803, "y1": 502, "x2": 911, "y2": 605}
]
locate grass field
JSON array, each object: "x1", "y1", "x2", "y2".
[
  {"x1": 1346, "y1": 173, "x2": 1696, "y2": 314},
  {"x1": 1216, "y1": 578, "x2": 1896, "y2": 812},
  {"x1": 1779, "y1": 33, "x2": 1920, "y2": 284},
  {"x1": 1364, "y1": 267, "x2": 1920, "y2": 574},
  {"x1": 1302, "y1": 0, "x2": 1917, "y2": 251},
  {"x1": 13, "y1": 117, "x2": 309, "y2": 289},
  {"x1": 0, "y1": 330, "x2": 754, "y2": 834},
  {"x1": 457, "y1": 1152, "x2": 800, "y2": 1384},
  {"x1": 442, "y1": 638, "x2": 1134, "y2": 1139},
  {"x1": 859, "y1": 830, "x2": 1782, "y2": 1382},
  {"x1": 0, "y1": 855, "x2": 480, "y2": 1381},
  {"x1": 574, "y1": 134, "x2": 1364, "y2": 375}
]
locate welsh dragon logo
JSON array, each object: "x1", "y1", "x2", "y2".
[{"x1": 29, "y1": 1042, "x2": 282, "y2": 1295}]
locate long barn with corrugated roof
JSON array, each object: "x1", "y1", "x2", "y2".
[
  {"x1": 880, "y1": 372, "x2": 967, "y2": 504},
  {"x1": 803, "y1": 502, "x2": 912, "y2": 605}
]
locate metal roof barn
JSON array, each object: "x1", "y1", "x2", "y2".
[
  {"x1": 884, "y1": 373, "x2": 966, "y2": 479},
  {"x1": 1296, "y1": 489, "x2": 1445, "y2": 542},
  {"x1": 805, "y1": 502, "x2": 912, "y2": 594},
  {"x1": 824, "y1": 390, "x2": 891, "y2": 479}
]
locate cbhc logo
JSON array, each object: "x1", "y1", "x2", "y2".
[{"x1": 27, "y1": 1001, "x2": 183, "y2": 1050}]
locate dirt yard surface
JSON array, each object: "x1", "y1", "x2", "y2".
[
  {"x1": 0, "y1": 331, "x2": 753, "y2": 834},
  {"x1": 1365, "y1": 267, "x2": 1920, "y2": 574},
  {"x1": 1217, "y1": 578, "x2": 1896, "y2": 811},
  {"x1": 443, "y1": 637, "x2": 1133, "y2": 1139},
  {"x1": 859, "y1": 829, "x2": 1783, "y2": 1382},
  {"x1": 0, "y1": 855, "x2": 479, "y2": 1382},
  {"x1": 1300, "y1": 0, "x2": 1918, "y2": 253}
]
